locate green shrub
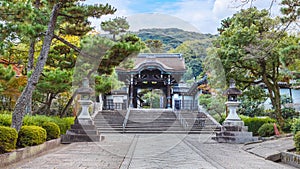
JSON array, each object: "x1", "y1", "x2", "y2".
[
  {"x1": 23, "y1": 115, "x2": 51, "y2": 126},
  {"x1": 23, "y1": 115, "x2": 74, "y2": 135},
  {"x1": 0, "y1": 110, "x2": 12, "y2": 114},
  {"x1": 0, "y1": 126, "x2": 18, "y2": 153},
  {"x1": 282, "y1": 119, "x2": 293, "y2": 133},
  {"x1": 0, "y1": 114, "x2": 12, "y2": 126},
  {"x1": 291, "y1": 118, "x2": 300, "y2": 134},
  {"x1": 41, "y1": 122, "x2": 60, "y2": 140},
  {"x1": 258, "y1": 123, "x2": 281, "y2": 137},
  {"x1": 294, "y1": 131, "x2": 300, "y2": 152},
  {"x1": 241, "y1": 116, "x2": 276, "y2": 136},
  {"x1": 50, "y1": 117, "x2": 74, "y2": 134},
  {"x1": 0, "y1": 114, "x2": 74, "y2": 135},
  {"x1": 17, "y1": 126, "x2": 46, "y2": 148}
]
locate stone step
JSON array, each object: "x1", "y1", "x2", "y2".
[
  {"x1": 61, "y1": 134, "x2": 100, "y2": 143},
  {"x1": 67, "y1": 129, "x2": 98, "y2": 135},
  {"x1": 94, "y1": 110, "x2": 220, "y2": 134}
]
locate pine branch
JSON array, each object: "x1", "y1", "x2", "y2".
[{"x1": 53, "y1": 34, "x2": 95, "y2": 59}]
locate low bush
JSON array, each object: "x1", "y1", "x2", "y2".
[
  {"x1": 258, "y1": 123, "x2": 281, "y2": 137},
  {"x1": 41, "y1": 122, "x2": 60, "y2": 140},
  {"x1": 282, "y1": 119, "x2": 293, "y2": 133},
  {"x1": 294, "y1": 131, "x2": 300, "y2": 152},
  {"x1": 23, "y1": 115, "x2": 51, "y2": 126},
  {"x1": 240, "y1": 116, "x2": 276, "y2": 136},
  {"x1": 17, "y1": 126, "x2": 46, "y2": 148},
  {"x1": 0, "y1": 126, "x2": 18, "y2": 153},
  {"x1": 0, "y1": 114, "x2": 74, "y2": 135},
  {"x1": 0, "y1": 114, "x2": 12, "y2": 126},
  {"x1": 291, "y1": 118, "x2": 300, "y2": 134},
  {"x1": 51, "y1": 117, "x2": 74, "y2": 134},
  {"x1": 23, "y1": 115, "x2": 74, "y2": 134}
]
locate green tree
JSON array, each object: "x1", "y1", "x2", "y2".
[
  {"x1": 170, "y1": 40, "x2": 213, "y2": 81},
  {"x1": 33, "y1": 68, "x2": 72, "y2": 115},
  {"x1": 142, "y1": 90, "x2": 160, "y2": 108},
  {"x1": 238, "y1": 86, "x2": 268, "y2": 117},
  {"x1": 94, "y1": 70, "x2": 123, "y2": 95},
  {"x1": 0, "y1": 65, "x2": 15, "y2": 93},
  {"x1": 101, "y1": 17, "x2": 130, "y2": 41},
  {"x1": 145, "y1": 39, "x2": 164, "y2": 53},
  {"x1": 60, "y1": 34, "x2": 144, "y2": 116},
  {"x1": 213, "y1": 7, "x2": 299, "y2": 126},
  {"x1": 1, "y1": 0, "x2": 116, "y2": 131},
  {"x1": 199, "y1": 94, "x2": 226, "y2": 118}
]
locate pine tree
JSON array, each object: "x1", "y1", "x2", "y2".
[{"x1": 0, "y1": 0, "x2": 116, "y2": 131}]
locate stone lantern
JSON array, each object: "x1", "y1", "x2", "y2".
[
  {"x1": 77, "y1": 78, "x2": 94, "y2": 125},
  {"x1": 212, "y1": 78, "x2": 258, "y2": 143},
  {"x1": 61, "y1": 77, "x2": 100, "y2": 143},
  {"x1": 223, "y1": 79, "x2": 243, "y2": 126}
]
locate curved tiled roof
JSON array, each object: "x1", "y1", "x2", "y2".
[{"x1": 116, "y1": 53, "x2": 186, "y2": 73}]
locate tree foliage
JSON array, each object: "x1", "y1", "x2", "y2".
[
  {"x1": 136, "y1": 28, "x2": 216, "y2": 51},
  {"x1": 238, "y1": 86, "x2": 268, "y2": 117},
  {"x1": 0, "y1": 65, "x2": 15, "y2": 92},
  {"x1": 33, "y1": 69, "x2": 72, "y2": 115},
  {"x1": 145, "y1": 39, "x2": 164, "y2": 53},
  {"x1": 213, "y1": 7, "x2": 300, "y2": 126},
  {"x1": 170, "y1": 40, "x2": 214, "y2": 81},
  {"x1": 1, "y1": 0, "x2": 117, "y2": 131},
  {"x1": 101, "y1": 17, "x2": 130, "y2": 41}
]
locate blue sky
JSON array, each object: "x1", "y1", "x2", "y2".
[{"x1": 86, "y1": 0, "x2": 281, "y2": 34}]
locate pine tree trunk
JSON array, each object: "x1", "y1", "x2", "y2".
[
  {"x1": 60, "y1": 90, "x2": 77, "y2": 117},
  {"x1": 26, "y1": 39, "x2": 35, "y2": 115},
  {"x1": 265, "y1": 79, "x2": 283, "y2": 127},
  {"x1": 11, "y1": 3, "x2": 61, "y2": 131}
]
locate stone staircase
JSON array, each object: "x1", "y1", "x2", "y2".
[
  {"x1": 124, "y1": 109, "x2": 184, "y2": 134},
  {"x1": 93, "y1": 109, "x2": 221, "y2": 134},
  {"x1": 178, "y1": 110, "x2": 221, "y2": 134},
  {"x1": 93, "y1": 110, "x2": 126, "y2": 133}
]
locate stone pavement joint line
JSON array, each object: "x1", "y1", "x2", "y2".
[
  {"x1": 119, "y1": 135, "x2": 139, "y2": 169},
  {"x1": 183, "y1": 139, "x2": 225, "y2": 169},
  {"x1": 5, "y1": 134, "x2": 297, "y2": 169}
]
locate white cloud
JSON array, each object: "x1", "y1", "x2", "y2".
[{"x1": 85, "y1": 0, "x2": 283, "y2": 34}]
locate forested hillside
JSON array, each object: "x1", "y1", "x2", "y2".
[
  {"x1": 133, "y1": 28, "x2": 217, "y2": 51},
  {"x1": 134, "y1": 28, "x2": 217, "y2": 81}
]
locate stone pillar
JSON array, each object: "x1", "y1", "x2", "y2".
[
  {"x1": 166, "y1": 75, "x2": 171, "y2": 109},
  {"x1": 129, "y1": 74, "x2": 134, "y2": 108},
  {"x1": 182, "y1": 95, "x2": 185, "y2": 110},
  {"x1": 78, "y1": 100, "x2": 93, "y2": 125},
  {"x1": 223, "y1": 101, "x2": 244, "y2": 126}
]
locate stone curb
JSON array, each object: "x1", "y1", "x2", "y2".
[{"x1": 0, "y1": 138, "x2": 61, "y2": 168}]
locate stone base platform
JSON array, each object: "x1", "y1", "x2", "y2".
[
  {"x1": 61, "y1": 118, "x2": 101, "y2": 143},
  {"x1": 212, "y1": 125, "x2": 258, "y2": 144}
]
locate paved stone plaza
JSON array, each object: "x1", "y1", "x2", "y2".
[{"x1": 5, "y1": 134, "x2": 296, "y2": 169}]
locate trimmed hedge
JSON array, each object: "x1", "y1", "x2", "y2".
[
  {"x1": 0, "y1": 114, "x2": 12, "y2": 126},
  {"x1": 0, "y1": 126, "x2": 18, "y2": 153},
  {"x1": 41, "y1": 122, "x2": 60, "y2": 140},
  {"x1": 0, "y1": 114, "x2": 74, "y2": 135},
  {"x1": 17, "y1": 126, "x2": 47, "y2": 148},
  {"x1": 258, "y1": 123, "x2": 281, "y2": 137},
  {"x1": 294, "y1": 131, "x2": 300, "y2": 152},
  {"x1": 240, "y1": 116, "x2": 276, "y2": 136},
  {"x1": 49, "y1": 116, "x2": 74, "y2": 134},
  {"x1": 23, "y1": 115, "x2": 74, "y2": 134}
]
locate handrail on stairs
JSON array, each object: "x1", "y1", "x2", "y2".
[
  {"x1": 198, "y1": 105, "x2": 222, "y2": 128},
  {"x1": 122, "y1": 108, "x2": 131, "y2": 133},
  {"x1": 174, "y1": 110, "x2": 189, "y2": 131}
]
